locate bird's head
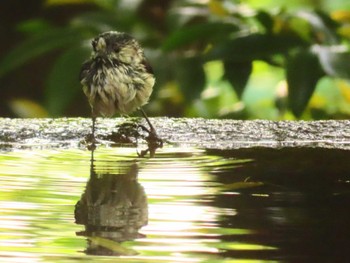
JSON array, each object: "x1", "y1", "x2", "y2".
[{"x1": 91, "y1": 31, "x2": 144, "y2": 64}]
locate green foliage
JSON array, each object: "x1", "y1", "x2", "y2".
[
  {"x1": 162, "y1": 22, "x2": 239, "y2": 51},
  {"x1": 286, "y1": 48, "x2": 325, "y2": 117},
  {"x1": 223, "y1": 61, "x2": 253, "y2": 99},
  {"x1": 174, "y1": 56, "x2": 206, "y2": 102},
  {"x1": 46, "y1": 46, "x2": 90, "y2": 116},
  {"x1": 0, "y1": 27, "x2": 84, "y2": 78},
  {"x1": 206, "y1": 33, "x2": 307, "y2": 61},
  {"x1": 1, "y1": 0, "x2": 350, "y2": 118}
]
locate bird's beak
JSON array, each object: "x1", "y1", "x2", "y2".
[{"x1": 96, "y1": 37, "x2": 106, "y2": 52}]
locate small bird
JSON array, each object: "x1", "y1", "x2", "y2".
[{"x1": 79, "y1": 31, "x2": 160, "y2": 147}]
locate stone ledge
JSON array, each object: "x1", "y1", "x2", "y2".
[{"x1": 0, "y1": 118, "x2": 349, "y2": 150}]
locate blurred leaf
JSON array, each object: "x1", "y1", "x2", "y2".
[
  {"x1": 331, "y1": 10, "x2": 350, "y2": 23},
  {"x1": 71, "y1": 11, "x2": 123, "y2": 33},
  {"x1": 16, "y1": 19, "x2": 53, "y2": 34},
  {"x1": 337, "y1": 25, "x2": 350, "y2": 39},
  {"x1": 315, "y1": 10, "x2": 340, "y2": 30},
  {"x1": 208, "y1": 0, "x2": 230, "y2": 16},
  {"x1": 91, "y1": 0, "x2": 120, "y2": 10},
  {"x1": 45, "y1": 0, "x2": 119, "y2": 9},
  {"x1": 338, "y1": 80, "x2": 350, "y2": 103},
  {"x1": 175, "y1": 56, "x2": 206, "y2": 102},
  {"x1": 45, "y1": 45, "x2": 90, "y2": 116},
  {"x1": 218, "y1": 102, "x2": 246, "y2": 118},
  {"x1": 162, "y1": 22, "x2": 238, "y2": 51},
  {"x1": 288, "y1": 16, "x2": 312, "y2": 41},
  {"x1": 0, "y1": 28, "x2": 84, "y2": 78},
  {"x1": 45, "y1": 0, "x2": 92, "y2": 5},
  {"x1": 296, "y1": 10, "x2": 339, "y2": 44},
  {"x1": 206, "y1": 33, "x2": 306, "y2": 62},
  {"x1": 223, "y1": 60, "x2": 252, "y2": 99},
  {"x1": 255, "y1": 10, "x2": 274, "y2": 33},
  {"x1": 286, "y1": 48, "x2": 325, "y2": 117},
  {"x1": 200, "y1": 88, "x2": 221, "y2": 116},
  {"x1": 9, "y1": 98, "x2": 48, "y2": 118},
  {"x1": 314, "y1": 45, "x2": 350, "y2": 79}
]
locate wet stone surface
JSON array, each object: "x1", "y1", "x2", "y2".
[{"x1": 0, "y1": 117, "x2": 349, "y2": 150}]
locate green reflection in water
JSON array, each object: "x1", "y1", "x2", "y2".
[
  {"x1": 0, "y1": 147, "x2": 274, "y2": 263},
  {"x1": 0, "y1": 149, "x2": 89, "y2": 261}
]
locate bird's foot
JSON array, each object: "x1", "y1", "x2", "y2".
[
  {"x1": 103, "y1": 121, "x2": 163, "y2": 157},
  {"x1": 85, "y1": 133, "x2": 97, "y2": 151},
  {"x1": 136, "y1": 124, "x2": 163, "y2": 158}
]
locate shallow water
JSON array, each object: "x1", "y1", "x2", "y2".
[{"x1": 1, "y1": 146, "x2": 350, "y2": 262}]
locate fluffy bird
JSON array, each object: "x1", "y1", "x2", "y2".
[{"x1": 79, "y1": 31, "x2": 158, "y2": 144}]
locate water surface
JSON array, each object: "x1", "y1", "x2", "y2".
[{"x1": 1, "y1": 146, "x2": 349, "y2": 262}]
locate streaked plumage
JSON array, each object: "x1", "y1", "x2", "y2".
[
  {"x1": 79, "y1": 31, "x2": 163, "y2": 154},
  {"x1": 80, "y1": 31, "x2": 155, "y2": 117}
]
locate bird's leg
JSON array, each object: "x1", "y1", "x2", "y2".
[
  {"x1": 87, "y1": 115, "x2": 97, "y2": 151},
  {"x1": 92, "y1": 116, "x2": 96, "y2": 139},
  {"x1": 138, "y1": 108, "x2": 163, "y2": 156},
  {"x1": 139, "y1": 108, "x2": 156, "y2": 134}
]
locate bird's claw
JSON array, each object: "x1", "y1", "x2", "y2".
[
  {"x1": 136, "y1": 124, "x2": 163, "y2": 158},
  {"x1": 85, "y1": 133, "x2": 97, "y2": 151}
]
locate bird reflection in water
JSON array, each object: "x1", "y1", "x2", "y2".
[{"x1": 74, "y1": 150, "x2": 148, "y2": 256}]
